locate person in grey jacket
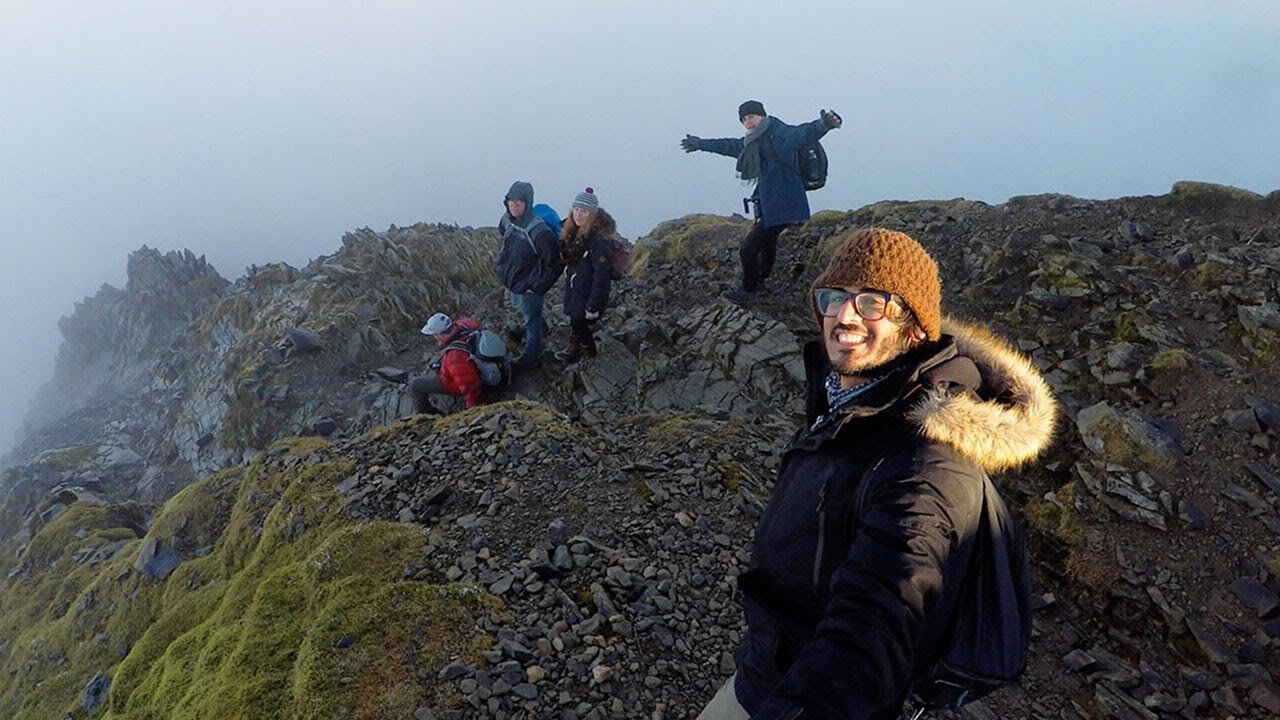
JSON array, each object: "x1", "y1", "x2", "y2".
[
  {"x1": 495, "y1": 180, "x2": 562, "y2": 368},
  {"x1": 697, "y1": 228, "x2": 1057, "y2": 719},
  {"x1": 681, "y1": 100, "x2": 841, "y2": 305}
]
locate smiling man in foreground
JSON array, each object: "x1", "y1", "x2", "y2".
[{"x1": 698, "y1": 227, "x2": 1057, "y2": 719}]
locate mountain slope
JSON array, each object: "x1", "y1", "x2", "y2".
[{"x1": 2, "y1": 182, "x2": 1279, "y2": 718}]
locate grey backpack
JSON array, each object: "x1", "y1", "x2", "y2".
[{"x1": 448, "y1": 329, "x2": 510, "y2": 386}]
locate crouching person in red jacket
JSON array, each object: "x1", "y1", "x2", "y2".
[{"x1": 407, "y1": 312, "x2": 485, "y2": 414}]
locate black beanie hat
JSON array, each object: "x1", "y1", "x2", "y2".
[{"x1": 738, "y1": 100, "x2": 767, "y2": 121}]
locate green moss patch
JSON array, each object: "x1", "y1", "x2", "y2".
[
  {"x1": 629, "y1": 215, "x2": 747, "y2": 276},
  {"x1": 430, "y1": 399, "x2": 583, "y2": 440},
  {"x1": 1188, "y1": 261, "x2": 1221, "y2": 290},
  {"x1": 0, "y1": 452, "x2": 492, "y2": 720},
  {"x1": 1112, "y1": 312, "x2": 1144, "y2": 343},
  {"x1": 717, "y1": 463, "x2": 744, "y2": 492},
  {"x1": 1147, "y1": 349, "x2": 1191, "y2": 373},
  {"x1": 1084, "y1": 415, "x2": 1177, "y2": 471},
  {"x1": 803, "y1": 209, "x2": 858, "y2": 230},
  {"x1": 647, "y1": 411, "x2": 744, "y2": 449},
  {"x1": 1170, "y1": 180, "x2": 1263, "y2": 203},
  {"x1": 0, "y1": 502, "x2": 150, "y2": 718},
  {"x1": 31, "y1": 444, "x2": 102, "y2": 473},
  {"x1": 270, "y1": 436, "x2": 331, "y2": 457}
]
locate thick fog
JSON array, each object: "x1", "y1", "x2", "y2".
[{"x1": 2, "y1": 1, "x2": 1277, "y2": 455}]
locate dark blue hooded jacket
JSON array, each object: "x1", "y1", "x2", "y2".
[
  {"x1": 495, "y1": 181, "x2": 562, "y2": 295},
  {"x1": 735, "y1": 321, "x2": 1056, "y2": 720},
  {"x1": 697, "y1": 116, "x2": 832, "y2": 227}
]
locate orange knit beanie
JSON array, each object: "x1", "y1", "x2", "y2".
[{"x1": 811, "y1": 227, "x2": 942, "y2": 341}]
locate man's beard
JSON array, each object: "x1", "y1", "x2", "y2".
[{"x1": 830, "y1": 326, "x2": 917, "y2": 377}]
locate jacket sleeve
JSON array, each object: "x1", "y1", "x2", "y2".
[
  {"x1": 696, "y1": 136, "x2": 745, "y2": 158},
  {"x1": 751, "y1": 452, "x2": 984, "y2": 720},
  {"x1": 532, "y1": 224, "x2": 564, "y2": 295},
  {"x1": 441, "y1": 349, "x2": 485, "y2": 408},
  {"x1": 770, "y1": 117, "x2": 831, "y2": 156},
  {"x1": 586, "y1": 237, "x2": 612, "y2": 313}
]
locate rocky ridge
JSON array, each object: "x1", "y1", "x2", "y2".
[{"x1": 1, "y1": 181, "x2": 1279, "y2": 718}]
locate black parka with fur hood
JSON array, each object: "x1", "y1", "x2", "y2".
[
  {"x1": 560, "y1": 209, "x2": 616, "y2": 320},
  {"x1": 736, "y1": 319, "x2": 1057, "y2": 720}
]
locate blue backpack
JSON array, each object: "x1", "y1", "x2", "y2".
[{"x1": 532, "y1": 203, "x2": 563, "y2": 236}]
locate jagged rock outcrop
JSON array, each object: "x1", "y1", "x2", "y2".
[
  {"x1": 3, "y1": 225, "x2": 501, "y2": 534},
  {"x1": 21, "y1": 247, "x2": 227, "y2": 435},
  {"x1": 1, "y1": 181, "x2": 1279, "y2": 718}
]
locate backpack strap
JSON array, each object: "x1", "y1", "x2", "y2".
[
  {"x1": 763, "y1": 129, "x2": 811, "y2": 185},
  {"x1": 442, "y1": 329, "x2": 474, "y2": 355},
  {"x1": 503, "y1": 216, "x2": 545, "y2": 256}
]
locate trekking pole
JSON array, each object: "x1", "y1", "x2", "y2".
[{"x1": 906, "y1": 707, "x2": 928, "y2": 720}]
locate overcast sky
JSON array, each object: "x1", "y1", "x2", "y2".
[{"x1": 2, "y1": 1, "x2": 1278, "y2": 455}]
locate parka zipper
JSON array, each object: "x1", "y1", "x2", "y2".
[{"x1": 812, "y1": 478, "x2": 829, "y2": 589}]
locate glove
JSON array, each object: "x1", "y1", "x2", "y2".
[
  {"x1": 680, "y1": 134, "x2": 701, "y2": 153},
  {"x1": 820, "y1": 109, "x2": 843, "y2": 129},
  {"x1": 584, "y1": 309, "x2": 600, "y2": 321}
]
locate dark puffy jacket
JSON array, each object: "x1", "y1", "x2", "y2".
[
  {"x1": 435, "y1": 318, "x2": 484, "y2": 408},
  {"x1": 496, "y1": 212, "x2": 562, "y2": 295},
  {"x1": 736, "y1": 319, "x2": 1057, "y2": 720},
  {"x1": 697, "y1": 116, "x2": 832, "y2": 227},
  {"x1": 560, "y1": 209, "x2": 616, "y2": 320}
]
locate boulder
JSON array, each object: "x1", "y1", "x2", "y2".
[
  {"x1": 284, "y1": 327, "x2": 325, "y2": 355},
  {"x1": 82, "y1": 671, "x2": 110, "y2": 713}
]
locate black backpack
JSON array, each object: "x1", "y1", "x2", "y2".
[
  {"x1": 764, "y1": 132, "x2": 828, "y2": 192},
  {"x1": 798, "y1": 140, "x2": 828, "y2": 191},
  {"x1": 854, "y1": 462, "x2": 1033, "y2": 712}
]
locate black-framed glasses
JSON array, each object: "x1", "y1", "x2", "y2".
[{"x1": 813, "y1": 288, "x2": 909, "y2": 322}]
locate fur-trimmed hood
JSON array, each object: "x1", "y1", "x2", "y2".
[
  {"x1": 806, "y1": 316, "x2": 1057, "y2": 473},
  {"x1": 908, "y1": 317, "x2": 1057, "y2": 471}
]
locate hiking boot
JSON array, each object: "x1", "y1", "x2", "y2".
[
  {"x1": 511, "y1": 353, "x2": 541, "y2": 369},
  {"x1": 720, "y1": 288, "x2": 755, "y2": 306},
  {"x1": 555, "y1": 347, "x2": 584, "y2": 363},
  {"x1": 555, "y1": 337, "x2": 584, "y2": 363},
  {"x1": 755, "y1": 281, "x2": 775, "y2": 295}
]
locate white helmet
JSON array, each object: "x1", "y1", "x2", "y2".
[{"x1": 421, "y1": 312, "x2": 453, "y2": 336}]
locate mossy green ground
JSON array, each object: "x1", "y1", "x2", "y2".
[
  {"x1": 0, "y1": 445, "x2": 492, "y2": 719},
  {"x1": 1147, "y1": 348, "x2": 1191, "y2": 373},
  {"x1": 629, "y1": 215, "x2": 747, "y2": 276}
]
